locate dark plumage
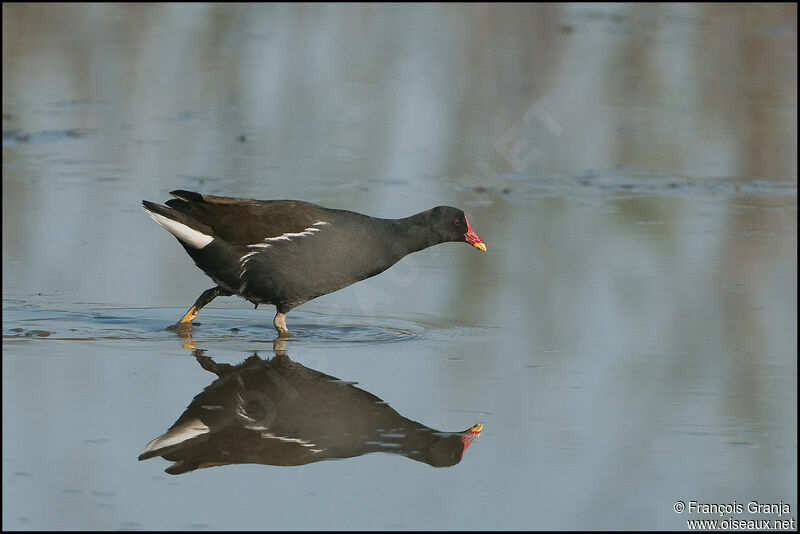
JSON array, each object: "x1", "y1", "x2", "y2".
[
  {"x1": 139, "y1": 351, "x2": 484, "y2": 473},
  {"x1": 142, "y1": 190, "x2": 486, "y2": 335}
]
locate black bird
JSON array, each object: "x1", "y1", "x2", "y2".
[
  {"x1": 138, "y1": 349, "x2": 483, "y2": 474},
  {"x1": 142, "y1": 190, "x2": 486, "y2": 335}
]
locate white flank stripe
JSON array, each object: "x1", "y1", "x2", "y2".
[
  {"x1": 144, "y1": 208, "x2": 213, "y2": 249},
  {"x1": 262, "y1": 221, "x2": 329, "y2": 243},
  {"x1": 260, "y1": 432, "x2": 318, "y2": 449},
  {"x1": 239, "y1": 221, "x2": 329, "y2": 266},
  {"x1": 140, "y1": 418, "x2": 210, "y2": 455},
  {"x1": 237, "y1": 221, "x2": 330, "y2": 293},
  {"x1": 264, "y1": 227, "x2": 319, "y2": 242}
]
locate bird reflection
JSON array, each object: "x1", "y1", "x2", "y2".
[{"x1": 139, "y1": 342, "x2": 483, "y2": 474}]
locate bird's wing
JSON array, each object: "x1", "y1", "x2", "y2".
[{"x1": 165, "y1": 190, "x2": 333, "y2": 247}]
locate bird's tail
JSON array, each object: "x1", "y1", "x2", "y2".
[{"x1": 142, "y1": 199, "x2": 214, "y2": 249}]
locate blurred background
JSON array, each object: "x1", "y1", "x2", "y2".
[{"x1": 3, "y1": 3, "x2": 796, "y2": 530}]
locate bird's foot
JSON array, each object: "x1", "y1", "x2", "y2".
[
  {"x1": 170, "y1": 286, "x2": 226, "y2": 330},
  {"x1": 166, "y1": 320, "x2": 194, "y2": 334},
  {"x1": 175, "y1": 306, "x2": 200, "y2": 325}
]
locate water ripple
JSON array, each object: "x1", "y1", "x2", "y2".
[{"x1": 2, "y1": 302, "x2": 436, "y2": 346}]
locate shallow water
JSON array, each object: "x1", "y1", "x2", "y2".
[{"x1": 2, "y1": 3, "x2": 797, "y2": 530}]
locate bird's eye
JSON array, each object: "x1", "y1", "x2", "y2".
[{"x1": 454, "y1": 218, "x2": 461, "y2": 225}]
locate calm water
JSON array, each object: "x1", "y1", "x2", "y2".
[{"x1": 2, "y1": 3, "x2": 797, "y2": 530}]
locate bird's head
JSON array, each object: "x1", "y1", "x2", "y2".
[{"x1": 429, "y1": 206, "x2": 487, "y2": 251}]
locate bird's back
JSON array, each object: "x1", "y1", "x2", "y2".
[{"x1": 152, "y1": 191, "x2": 405, "y2": 311}]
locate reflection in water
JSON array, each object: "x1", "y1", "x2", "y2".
[
  {"x1": 2, "y1": 3, "x2": 795, "y2": 529},
  {"x1": 139, "y1": 343, "x2": 483, "y2": 474}
]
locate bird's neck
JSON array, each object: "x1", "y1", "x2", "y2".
[{"x1": 391, "y1": 211, "x2": 441, "y2": 255}]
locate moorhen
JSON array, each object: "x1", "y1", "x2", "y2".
[
  {"x1": 139, "y1": 349, "x2": 483, "y2": 473},
  {"x1": 142, "y1": 190, "x2": 485, "y2": 335}
]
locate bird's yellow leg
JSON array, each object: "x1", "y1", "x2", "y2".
[{"x1": 175, "y1": 286, "x2": 229, "y2": 326}]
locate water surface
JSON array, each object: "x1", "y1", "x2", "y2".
[{"x1": 3, "y1": 3, "x2": 797, "y2": 530}]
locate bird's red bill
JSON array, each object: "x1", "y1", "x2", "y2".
[
  {"x1": 464, "y1": 215, "x2": 486, "y2": 251},
  {"x1": 460, "y1": 423, "x2": 484, "y2": 454}
]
